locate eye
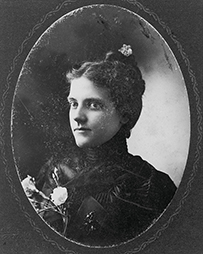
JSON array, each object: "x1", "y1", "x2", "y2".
[
  {"x1": 68, "y1": 100, "x2": 78, "y2": 109},
  {"x1": 87, "y1": 101, "x2": 103, "y2": 110}
]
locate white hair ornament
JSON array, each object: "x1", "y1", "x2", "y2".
[{"x1": 118, "y1": 44, "x2": 133, "y2": 57}]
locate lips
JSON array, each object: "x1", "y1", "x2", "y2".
[{"x1": 74, "y1": 127, "x2": 91, "y2": 131}]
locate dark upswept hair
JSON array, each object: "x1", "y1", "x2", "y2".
[{"x1": 66, "y1": 50, "x2": 145, "y2": 138}]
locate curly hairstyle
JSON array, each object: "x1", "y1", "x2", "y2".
[{"x1": 66, "y1": 49, "x2": 145, "y2": 138}]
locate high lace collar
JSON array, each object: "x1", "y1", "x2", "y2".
[{"x1": 80, "y1": 128, "x2": 128, "y2": 167}]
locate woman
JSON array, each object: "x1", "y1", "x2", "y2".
[{"x1": 23, "y1": 45, "x2": 176, "y2": 246}]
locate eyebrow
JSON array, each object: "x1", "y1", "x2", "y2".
[
  {"x1": 67, "y1": 97, "x2": 105, "y2": 104},
  {"x1": 67, "y1": 97, "x2": 76, "y2": 101},
  {"x1": 86, "y1": 98, "x2": 105, "y2": 104}
]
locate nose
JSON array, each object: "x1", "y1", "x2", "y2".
[{"x1": 73, "y1": 107, "x2": 87, "y2": 125}]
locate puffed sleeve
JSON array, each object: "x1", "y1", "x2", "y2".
[
  {"x1": 106, "y1": 156, "x2": 177, "y2": 240},
  {"x1": 134, "y1": 159, "x2": 177, "y2": 213}
]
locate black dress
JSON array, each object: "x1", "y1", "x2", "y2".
[{"x1": 36, "y1": 130, "x2": 177, "y2": 246}]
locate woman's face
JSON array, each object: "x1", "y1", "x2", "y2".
[{"x1": 68, "y1": 76, "x2": 122, "y2": 148}]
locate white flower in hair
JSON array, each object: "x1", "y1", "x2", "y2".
[{"x1": 118, "y1": 44, "x2": 133, "y2": 57}]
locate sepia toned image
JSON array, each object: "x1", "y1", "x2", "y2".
[{"x1": 11, "y1": 4, "x2": 190, "y2": 247}]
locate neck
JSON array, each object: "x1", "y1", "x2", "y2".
[{"x1": 81, "y1": 128, "x2": 128, "y2": 166}]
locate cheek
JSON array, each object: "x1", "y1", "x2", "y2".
[
  {"x1": 98, "y1": 113, "x2": 120, "y2": 131},
  {"x1": 69, "y1": 109, "x2": 72, "y2": 119},
  {"x1": 89, "y1": 111, "x2": 120, "y2": 131},
  {"x1": 69, "y1": 111, "x2": 74, "y2": 124},
  {"x1": 89, "y1": 112, "x2": 106, "y2": 125}
]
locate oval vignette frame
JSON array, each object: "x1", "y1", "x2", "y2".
[{"x1": 1, "y1": 1, "x2": 202, "y2": 254}]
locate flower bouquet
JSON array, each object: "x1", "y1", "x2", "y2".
[{"x1": 21, "y1": 171, "x2": 69, "y2": 235}]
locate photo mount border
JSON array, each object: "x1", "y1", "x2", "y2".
[{"x1": 0, "y1": 0, "x2": 202, "y2": 253}]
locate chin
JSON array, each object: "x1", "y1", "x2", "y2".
[
  {"x1": 76, "y1": 142, "x2": 88, "y2": 148},
  {"x1": 75, "y1": 139, "x2": 91, "y2": 148},
  {"x1": 75, "y1": 139, "x2": 101, "y2": 148}
]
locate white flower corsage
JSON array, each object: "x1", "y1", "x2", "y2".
[
  {"x1": 21, "y1": 173, "x2": 69, "y2": 235},
  {"x1": 21, "y1": 175, "x2": 38, "y2": 197},
  {"x1": 51, "y1": 186, "x2": 68, "y2": 206}
]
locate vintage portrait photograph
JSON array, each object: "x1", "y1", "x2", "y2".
[{"x1": 10, "y1": 4, "x2": 191, "y2": 248}]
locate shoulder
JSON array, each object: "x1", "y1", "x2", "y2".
[
  {"x1": 136, "y1": 156, "x2": 177, "y2": 193},
  {"x1": 125, "y1": 153, "x2": 176, "y2": 186},
  {"x1": 120, "y1": 154, "x2": 177, "y2": 207}
]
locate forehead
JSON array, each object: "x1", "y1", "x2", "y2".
[{"x1": 68, "y1": 76, "x2": 110, "y2": 101}]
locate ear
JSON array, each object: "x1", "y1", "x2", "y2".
[{"x1": 120, "y1": 114, "x2": 129, "y2": 124}]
